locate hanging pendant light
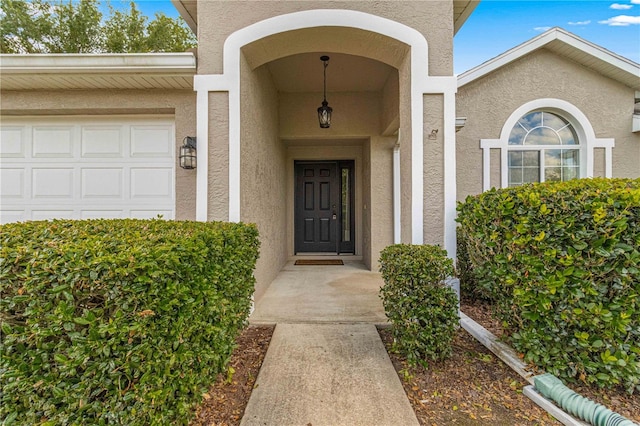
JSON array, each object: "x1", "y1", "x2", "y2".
[{"x1": 317, "y1": 55, "x2": 333, "y2": 129}]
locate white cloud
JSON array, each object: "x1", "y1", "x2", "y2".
[
  {"x1": 598, "y1": 14, "x2": 640, "y2": 25},
  {"x1": 568, "y1": 20, "x2": 591, "y2": 25},
  {"x1": 534, "y1": 26, "x2": 552, "y2": 32},
  {"x1": 632, "y1": 0, "x2": 640, "y2": 4},
  {"x1": 610, "y1": 3, "x2": 633, "y2": 9}
]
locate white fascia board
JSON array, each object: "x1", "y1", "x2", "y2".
[
  {"x1": 0, "y1": 53, "x2": 197, "y2": 74},
  {"x1": 458, "y1": 27, "x2": 640, "y2": 88},
  {"x1": 171, "y1": 0, "x2": 197, "y2": 34}
]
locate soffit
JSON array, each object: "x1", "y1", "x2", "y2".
[
  {"x1": 174, "y1": 1, "x2": 478, "y2": 36},
  {"x1": 267, "y1": 53, "x2": 394, "y2": 93},
  {"x1": 453, "y1": 1, "x2": 480, "y2": 34},
  {"x1": 0, "y1": 53, "x2": 197, "y2": 90}
]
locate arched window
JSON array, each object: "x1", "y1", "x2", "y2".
[
  {"x1": 507, "y1": 111, "x2": 580, "y2": 186},
  {"x1": 480, "y1": 99, "x2": 614, "y2": 192}
]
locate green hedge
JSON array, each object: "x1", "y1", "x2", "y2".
[
  {"x1": 457, "y1": 178, "x2": 640, "y2": 392},
  {"x1": 379, "y1": 244, "x2": 458, "y2": 367},
  {"x1": 0, "y1": 219, "x2": 260, "y2": 425}
]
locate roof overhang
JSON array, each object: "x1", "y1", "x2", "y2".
[
  {"x1": 172, "y1": 0, "x2": 478, "y2": 36},
  {"x1": 458, "y1": 27, "x2": 640, "y2": 90},
  {"x1": 0, "y1": 53, "x2": 197, "y2": 90},
  {"x1": 172, "y1": 0, "x2": 197, "y2": 34},
  {"x1": 453, "y1": 1, "x2": 480, "y2": 35}
]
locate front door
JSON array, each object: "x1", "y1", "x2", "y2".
[{"x1": 295, "y1": 161, "x2": 354, "y2": 254}]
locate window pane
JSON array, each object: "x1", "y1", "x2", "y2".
[
  {"x1": 509, "y1": 126, "x2": 526, "y2": 145},
  {"x1": 509, "y1": 168, "x2": 523, "y2": 186},
  {"x1": 563, "y1": 149, "x2": 579, "y2": 166},
  {"x1": 341, "y1": 168, "x2": 351, "y2": 242},
  {"x1": 523, "y1": 168, "x2": 540, "y2": 183},
  {"x1": 543, "y1": 112, "x2": 569, "y2": 131},
  {"x1": 523, "y1": 151, "x2": 540, "y2": 166},
  {"x1": 526, "y1": 127, "x2": 561, "y2": 145},
  {"x1": 564, "y1": 166, "x2": 579, "y2": 181},
  {"x1": 545, "y1": 149, "x2": 562, "y2": 166},
  {"x1": 509, "y1": 151, "x2": 523, "y2": 167},
  {"x1": 557, "y1": 126, "x2": 578, "y2": 145},
  {"x1": 520, "y1": 112, "x2": 542, "y2": 130},
  {"x1": 545, "y1": 167, "x2": 562, "y2": 182}
]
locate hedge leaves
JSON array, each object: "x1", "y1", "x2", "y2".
[{"x1": 1, "y1": 219, "x2": 260, "y2": 425}]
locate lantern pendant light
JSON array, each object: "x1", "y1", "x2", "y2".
[{"x1": 317, "y1": 55, "x2": 333, "y2": 128}]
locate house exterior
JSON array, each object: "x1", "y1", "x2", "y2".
[{"x1": 1, "y1": 1, "x2": 638, "y2": 301}]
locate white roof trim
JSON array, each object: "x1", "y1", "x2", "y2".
[
  {"x1": 458, "y1": 27, "x2": 640, "y2": 88},
  {"x1": 0, "y1": 52, "x2": 196, "y2": 75}
]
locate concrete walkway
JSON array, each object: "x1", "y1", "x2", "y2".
[{"x1": 242, "y1": 261, "x2": 419, "y2": 426}]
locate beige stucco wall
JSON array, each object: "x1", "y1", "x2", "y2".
[
  {"x1": 457, "y1": 48, "x2": 640, "y2": 200},
  {"x1": 0, "y1": 89, "x2": 197, "y2": 219},
  {"x1": 208, "y1": 92, "x2": 230, "y2": 221},
  {"x1": 197, "y1": 1, "x2": 454, "y2": 76},
  {"x1": 424, "y1": 94, "x2": 445, "y2": 246},
  {"x1": 369, "y1": 136, "x2": 396, "y2": 267},
  {"x1": 240, "y1": 59, "x2": 288, "y2": 301}
]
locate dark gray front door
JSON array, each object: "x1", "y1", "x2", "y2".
[
  {"x1": 295, "y1": 162, "x2": 339, "y2": 253},
  {"x1": 295, "y1": 161, "x2": 355, "y2": 254}
]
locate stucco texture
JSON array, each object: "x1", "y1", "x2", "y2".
[
  {"x1": 240, "y1": 59, "x2": 288, "y2": 301},
  {"x1": 0, "y1": 89, "x2": 197, "y2": 219},
  {"x1": 196, "y1": 1, "x2": 453, "y2": 76},
  {"x1": 456, "y1": 48, "x2": 640, "y2": 200}
]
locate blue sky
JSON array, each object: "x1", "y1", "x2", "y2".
[{"x1": 120, "y1": 0, "x2": 639, "y2": 73}]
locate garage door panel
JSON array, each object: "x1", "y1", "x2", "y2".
[
  {"x1": 131, "y1": 126, "x2": 173, "y2": 157},
  {"x1": 130, "y1": 209, "x2": 173, "y2": 219},
  {"x1": 81, "y1": 127, "x2": 123, "y2": 158},
  {"x1": 0, "y1": 128, "x2": 26, "y2": 158},
  {"x1": 1, "y1": 210, "x2": 25, "y2": 223},
  {"x1": 81, "y1": 210, "x2": 124, "y2": 219},
  {"x1": 81, "y1": 168, "x2": 123, "y2": 198},
  {"x1": 32, "y1": 210, "x2": 74, "y2": 220},
  {"x1": 131, "y1": 168, "x2": 172, "y2": 198},
  {"x1": 2, "y1": 117, "x2": 175, "y2": 222},
  {"x1": 32, "y1": 168, "x2": 74, "y2": 198},
  {"x1": 32, "y1": 127, "x2": 74, "y2": 158},
  {"x1": 1, "y1": 168, "x2": 25, "y2": 198}
]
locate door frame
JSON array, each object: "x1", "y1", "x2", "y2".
[
  {"x1": 285, "y1": 141, "x2": 364, "y2": 259},
  {"x1": 294, "y1": 160, "x2": 355, "y2": 254}
]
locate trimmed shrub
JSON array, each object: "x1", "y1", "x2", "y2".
[
  {"x1": 457, "y1": 178, "x2": 640, "y2": 392},
  {"x1": 0, "y1": 219, "x2": 260, "y2": 425},
  {"x1": 379, "y1": 244, "x2": 459, "y2": 367},
  {"x1": 456, "y1": 227, "x2": 486, "y2": 301}
]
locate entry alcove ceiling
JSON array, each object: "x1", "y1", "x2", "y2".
[{"x1": 266, "y1": 52, "x2": 395, "y2": 93}]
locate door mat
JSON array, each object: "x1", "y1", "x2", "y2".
[{"x1": 294, "y1": 259, "x2": 344, "y2": 265}]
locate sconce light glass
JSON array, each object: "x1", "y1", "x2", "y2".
[{"x1": 179, "y1": 136, "x2": 197, "y2": 169}]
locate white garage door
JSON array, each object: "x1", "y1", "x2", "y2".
[{"x1": 0, "y1": 116, "x2": 175, "y2": 223}]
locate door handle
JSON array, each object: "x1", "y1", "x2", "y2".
[{"x1": 332, "y1": 204, "x2": 337, "y2": 220}]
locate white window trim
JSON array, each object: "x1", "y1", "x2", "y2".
[{"x1": 481, "y1": 99, "x2": 614, "y2": 191}]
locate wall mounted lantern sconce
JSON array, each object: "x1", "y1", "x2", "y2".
[
  {"x1": 317, "y1": 55, "x2": 333, "y2": 128},
  {"x1": 179, "y1": 136, "x2": 197, "y2": 169}
]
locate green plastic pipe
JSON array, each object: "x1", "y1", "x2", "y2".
[{"x1": 534, "y1": 373, "x2": 637, "y2": 426}]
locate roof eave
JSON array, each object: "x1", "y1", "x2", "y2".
[
  {"x1": 0, "y1": 52, "x2": 197, "y2": 75},
  {"x1": 457, "y1": 27, "x2": 640, "y2": 90}
]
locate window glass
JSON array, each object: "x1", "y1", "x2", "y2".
[{"x1": 507, "y1": 111, "x2": 580, "y2": 187}]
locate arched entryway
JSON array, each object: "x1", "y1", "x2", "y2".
[{"x1": 193, "y1": 9, "x2": 458, "y2": 299}]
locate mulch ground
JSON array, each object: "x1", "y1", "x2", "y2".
[
  {"x1": 461, "y1": 299, "x2": 640, "y2": 423},
  {"x1": 190, "y1": 325, "x2": 274, "y2": 426},
  {"x1": 378, "y1": 326, "x2": 559, "y2": 425},
  {"x1": 191, "y1": 306, "x2": 638, "y2": 425}
]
